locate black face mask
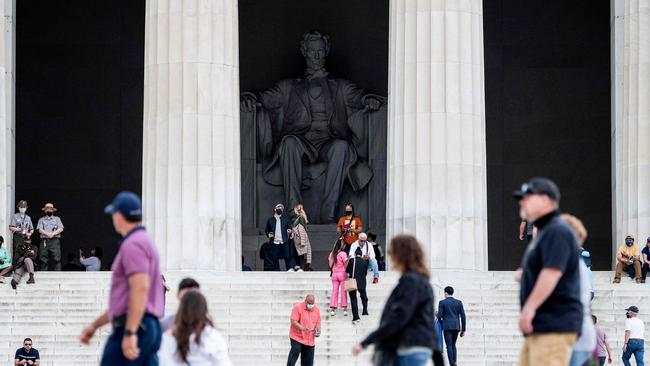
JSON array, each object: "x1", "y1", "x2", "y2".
[
  {"x1": 275, "y1": 209, "x2": 283, "y2": 215},
  {"x1": 626, "y1": 313, "x2": 631, "y2": 319},
  {"x1": 345, "y1": 210, "x2": 352, "y2": 216},
  {"x1": 46, "y1": 211, "x2": 53, "y2": 217}
]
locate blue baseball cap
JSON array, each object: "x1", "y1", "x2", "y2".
[{"x1": 104, "y1": 191, "x2": 142, "y2": 219}]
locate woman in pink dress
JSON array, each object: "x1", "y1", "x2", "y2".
[{"x1": 328, "y1": 238, "x2": 349, "y2": 317}]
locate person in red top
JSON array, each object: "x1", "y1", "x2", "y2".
[
  {"x1": 336, "y1": 203, "x2": 362, "y2": 253},
  {"x1": 288, "y1": 294, "x2": 321, "y2": 366}
]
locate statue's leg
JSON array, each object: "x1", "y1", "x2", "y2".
[
  {"x1": 320, "y1": 139, "x2": 350, "y2": 223},
  {"x1": 278, "y1": 135, "x2": 306, "y2": 209}
]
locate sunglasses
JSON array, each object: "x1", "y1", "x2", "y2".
[{"x1": 24, "y1": 343, "x2": 32, "y2": 346}]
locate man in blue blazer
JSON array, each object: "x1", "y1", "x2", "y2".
[
  {"x1": 437, "y1": 286, "x2": 466, "y2": 366},
  {"x1": 264, "y1": 203, "x2": 294, "y2": 271}
]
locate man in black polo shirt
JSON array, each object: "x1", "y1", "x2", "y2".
[
  {"x1": 513, "y1": 178, "x2": 582, "y2": 366},
  {"x1": 15, "y1": 337, "x2": 40, "y2": 365}
]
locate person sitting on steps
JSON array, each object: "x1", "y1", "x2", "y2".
[{"x1": 614, "y1": 235, "x2": 642, "y2": 284}]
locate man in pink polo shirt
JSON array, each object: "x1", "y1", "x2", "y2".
[
  {"x1": 288, "y1": 294, "x2": 321, "y2": 366},
  {"x1": 79, "y1": 191, "x2": 164, "y2": 365}
]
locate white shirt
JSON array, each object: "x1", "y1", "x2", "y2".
[
  {"x1": 625, "y1": 317, "x2": 645, "y2": 340},
  {"x1": 348, "y1": 240, "x2": 375, "y2": 259},
  {"x1": 158, "y1": 326, "x2": 233, "y2": 366},
  {"x1": 573, "y1": 260, "x2": 596, "y2": 351},
  {"x1": 80, "y1": 256, "x2": 101, "y2": 271},
  {"x1": 273, "y1": 215, "x2": 283, "y2": 244}
]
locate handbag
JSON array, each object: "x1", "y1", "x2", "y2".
[{"x1": 345, "y1": 257, "x2": 358, "y2": 292}]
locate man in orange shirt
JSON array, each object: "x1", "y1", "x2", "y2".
[
  {"x1": 336, "y1": 204, "x2": 362, "y2": 253},
  {"x1": 288, "y1": 294, "x2": 321, "y2": 366}
]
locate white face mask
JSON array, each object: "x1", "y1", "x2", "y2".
[{"x1": 19, "y1": 208, "x2": 26, "y2": 214}]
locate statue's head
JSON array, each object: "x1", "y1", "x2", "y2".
[{"x1": 300, "y1": 31, "x2": 330, "y2": 70}]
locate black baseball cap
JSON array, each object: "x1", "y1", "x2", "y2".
[
  {"x1": 104, "y1": 191, "x2": 142, "y2": 219},
  {"x1": 626, "y1": 306, "x2": 639, "y2": 314},
  {"x1": 513, "y1": 177, "x2": 561, "y2": 202}
]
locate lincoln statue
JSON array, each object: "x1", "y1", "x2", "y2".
[{"x1": 240, "y1": 31, "x2": 384, "y2": 223}]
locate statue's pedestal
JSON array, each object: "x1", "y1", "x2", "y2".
[{"x1": 242, "y1": 224, "x2": 386, "y2": 271}]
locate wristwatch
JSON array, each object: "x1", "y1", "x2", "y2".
[{"x1": 124, "y1": 329, "x2": 137, "y2": 337}]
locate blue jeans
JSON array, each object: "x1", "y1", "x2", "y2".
[
  {"x1": 369, "y1": 258, "x2": 379, "y2": 278},
  {"x1": 273, "y1": 242, "x2": 292, "y2": 271},
  {"x1": 569, "y1": 350, "x2": 591, "y2": 366},
  {"x1": 623, "y1": 339, "x2": 645, "y2": 366},
  {"x1": 101, "y1": 314, "x2": 162, "y2": 366},
  {"x1": 397, "y1": 352, "x2": 431, "y2": 366}
]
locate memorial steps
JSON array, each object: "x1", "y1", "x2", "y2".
[{"x1": 0, "y1": 271, "x2": 647, "y2": 365}]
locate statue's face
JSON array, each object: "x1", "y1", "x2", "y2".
[{"x1": 304, "y1": 39, "x2": 327, "y2": 70}]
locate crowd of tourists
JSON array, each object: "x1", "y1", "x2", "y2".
[{"x1": 7, "y1": 178, "x2": 650, "y2": 366}]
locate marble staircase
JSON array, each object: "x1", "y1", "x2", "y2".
[{"x1": 0, "y1": 270, "x2": 647, "y2": 365}]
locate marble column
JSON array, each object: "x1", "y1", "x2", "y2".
[
  {"x1": 612, "y1": 0, "x2": 650, "y2": 255},
  {"x1": 0, "y1": 0, "x2": 14, "y2": 252},
  {"x1": 387, "y1": 0, "x2": 488, "y2": 270},
  {"x1": 143, "y1": 0, "x2": 241, "y2": 271}
]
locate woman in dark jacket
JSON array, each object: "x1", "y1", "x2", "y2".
[
  {"x1": 352, "y1": 234, "x2": 441, "y2": 366},
  {"x1": 347, "y1": 248, "x2": 369, "y2": 323}
]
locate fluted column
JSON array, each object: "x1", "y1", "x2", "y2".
[
  {"x1": 613, "y1": 0, "x2": 650, "y2": 254},
  {"x1": 0, "y1": 0, "x2": 14, "y2": 251},
  {"x1": 143, "y1": 0, "x2": 241, "y2": 271},
  {"x1": 387, "y1": 0, "x2": 488, "y2": 270}
]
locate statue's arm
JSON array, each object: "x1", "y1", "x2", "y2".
[
  {"x1": 259, "y1": 80, "x2": 291, "y2": 110},
  {"x1": 340, "y1": 80, "x2": 386, "y2": 111},
  {"x1": 240, "y1": 80, "x2": 291, "y2": 112}
]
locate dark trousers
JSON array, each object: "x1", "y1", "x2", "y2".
[
  {"x1": 273, "y1": 242, "x2": 292, "y2": 271},
  {"x1": 598, "y1": 357, "x2": 607, "y2": 366},
  {"x1": 39, "y1": 238, "x2": 61, "y2": 271},
  {"x1": 101, "y1": 314, "x2": 162, "y2": 366},
  {"x1": 348, "y1": 289, "x2": 368, "y2": 321},
  {"x1": 287, "y1": 338, "x2": 314, "y2": 366},
  {"x1": 443, "y1": 330, "x2": 460, "y2": 365},
  {"x1": 290, "y1": 241, "x2": 304, "y2": 269},
  {"x1": 643, "y1": 263, "x2": 649, "y2": 281}
]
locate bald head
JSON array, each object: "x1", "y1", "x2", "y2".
[{"x1": 305, "y1": 294, "x2": 315, "y2": 304}]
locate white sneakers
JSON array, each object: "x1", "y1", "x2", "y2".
[
  {"x1": 329, "y1": 309, "x2": 336, "y2": 317},
  {"x1": 287, "y1": 267, "x2": 304, "y2": 272},
  {"x1": 343, "y1": 309, "x2": 348, "y2": 317}
]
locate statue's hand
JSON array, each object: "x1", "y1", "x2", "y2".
[
  {"x1": 362, "y1": 95, "x2": 382, "y2": 111},
  {"x1": 240, "y1": 92, "x2": 259, "y2": 112}
]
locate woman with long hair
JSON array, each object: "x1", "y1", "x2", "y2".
[
  {"x1": 328, "y1": 238, "x2": 349, "y2": 317},
  {"x1": 291, "y1": 204, "x2": 313, "y2": 271},
  {"x1": 352, "y1": 234, "x2": 441, "y2": 366},
  {"x1": 560, "y1": 214, "x2": 596, "y2": 366},
  {"x1": 158, "y1": 290, "x2": 233, "y2": 365}
]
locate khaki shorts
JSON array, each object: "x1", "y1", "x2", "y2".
[{"x1": 520, "y1": 332, "x2": 577, "y2": 366}]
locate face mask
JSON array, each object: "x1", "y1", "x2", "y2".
[
  {"x1": 306, "y1": 303, "x2": 314, "y2": 310},
  {"x1": 46, "y1": 211, "x2": 53, "y2": 217},
  {"x1": 19, "y1": 208, "x2": 26, "y2": 214},
  {"x1": 626, "y1": 242, "x2": 633, "y2": 247},
  {"x1": 275, "y1": 209, "x2": 283, "y2": 215},
  {"x1": 626, "y1": 313, "x2": 631, "y2": 318},
  {"x1": 345, "y1": 210, "x2": 352, "y2": 216}
]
